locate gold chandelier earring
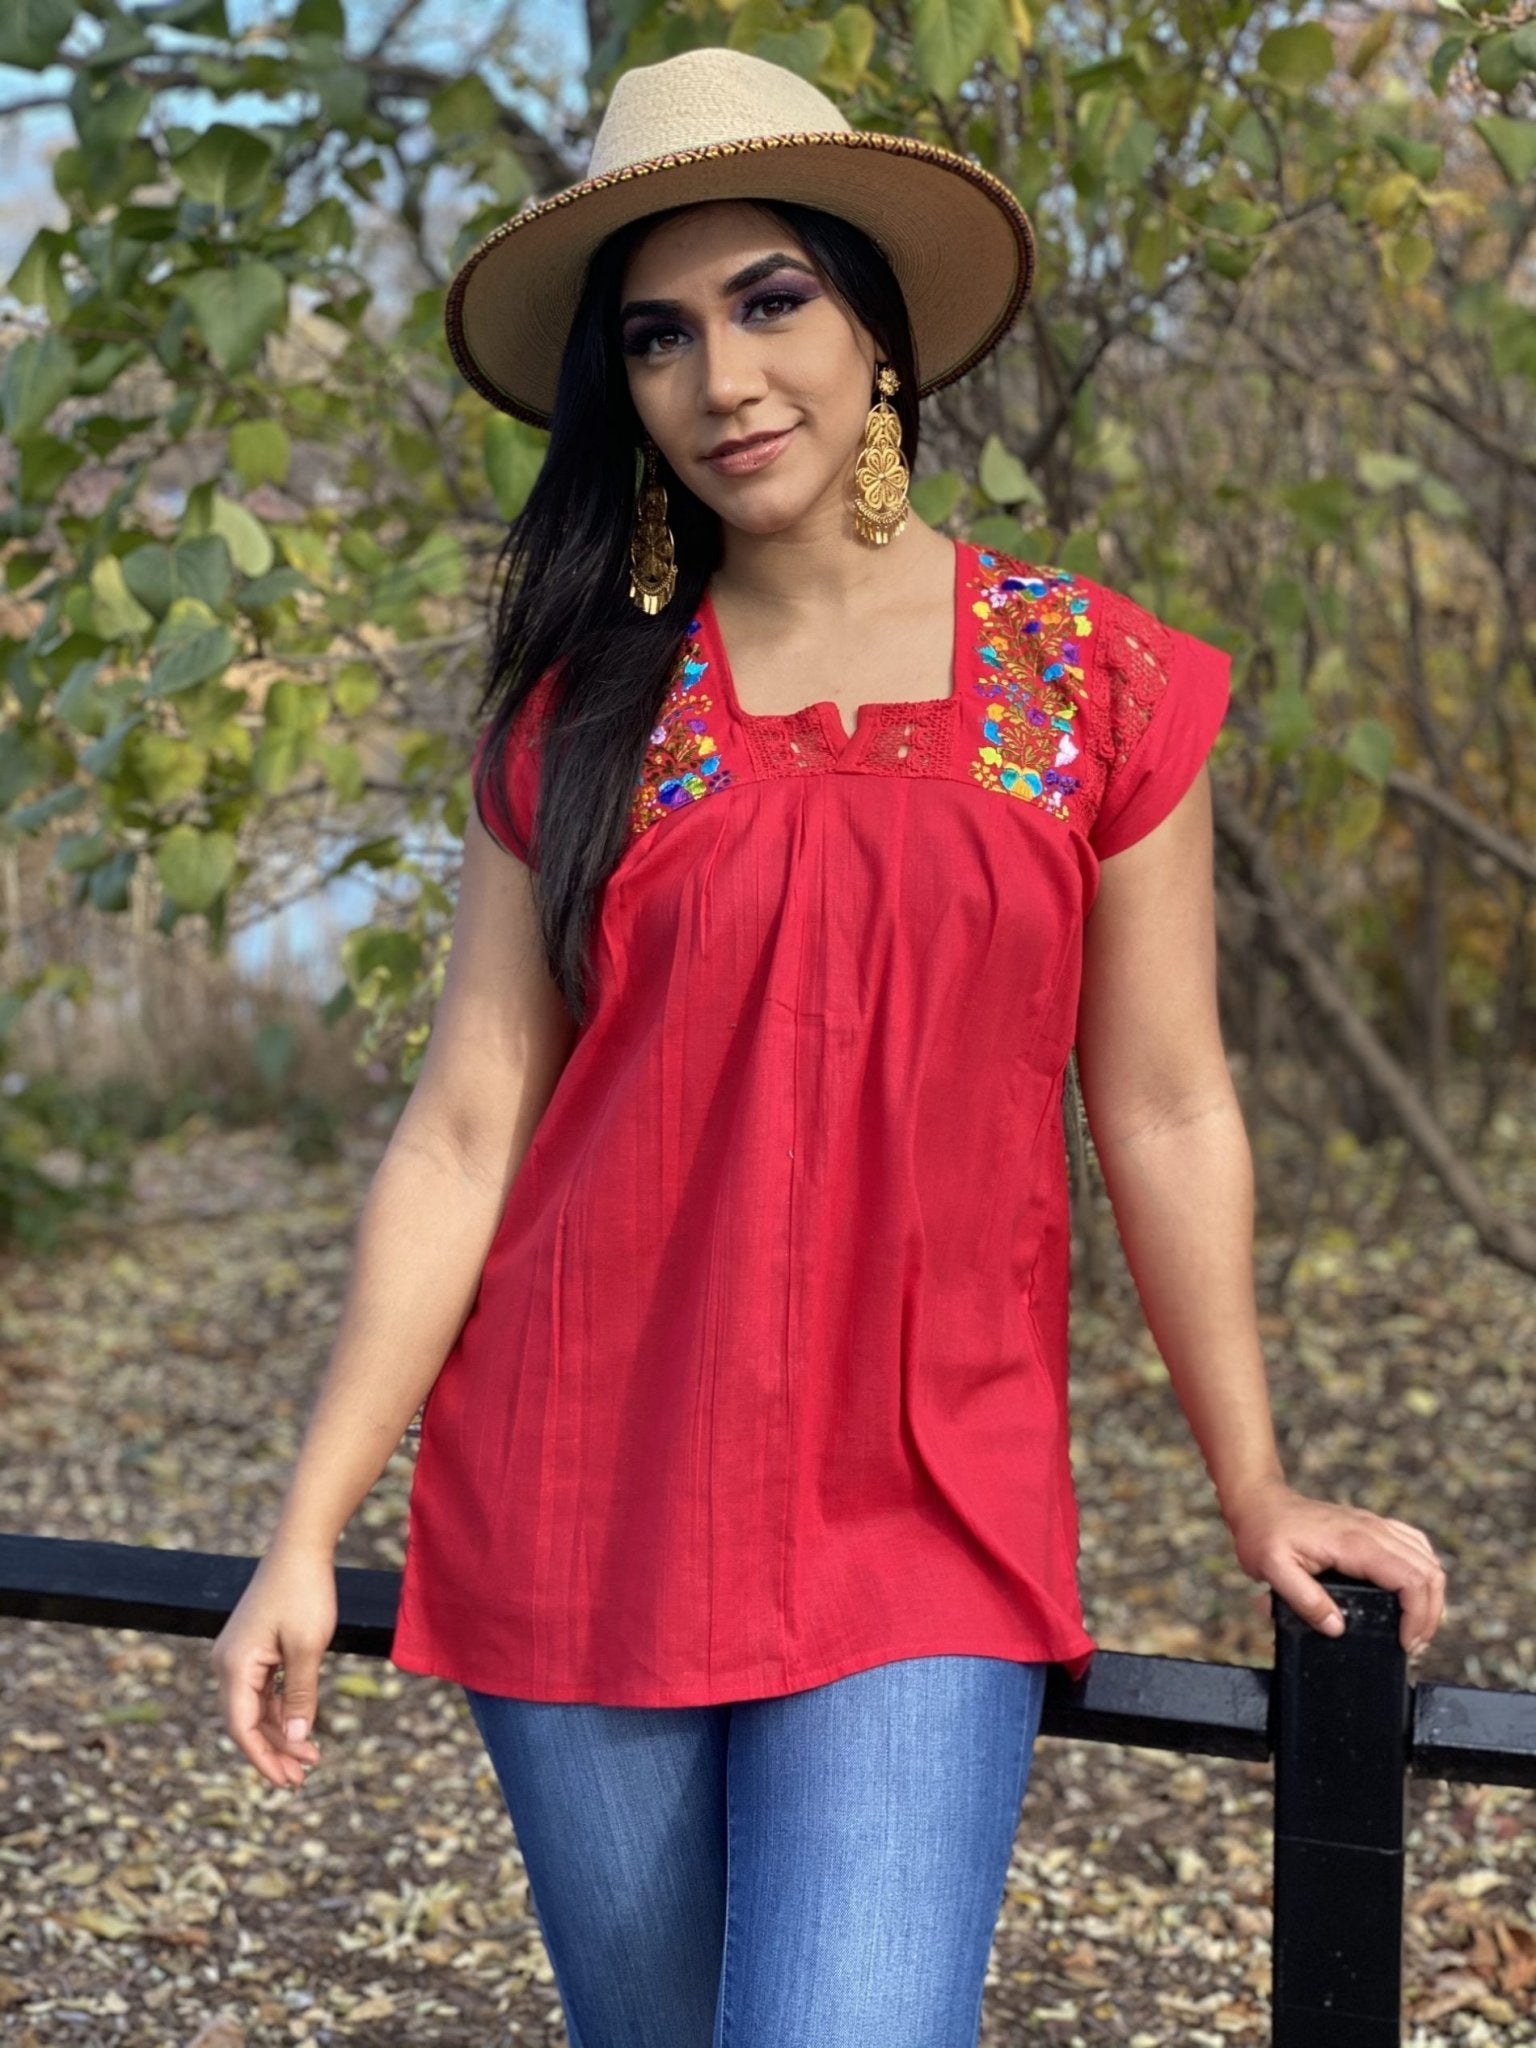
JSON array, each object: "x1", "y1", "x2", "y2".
[
  {"x1": 629, "y1": 436, "x2": 678, "y2": 614},
  {"x1": 852, "y1": 363, "x2": 910, "y2": 546}
]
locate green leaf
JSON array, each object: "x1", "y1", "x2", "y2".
[
  {"x1": 312, "y1": 736, "x2": 364, "y2": 802},
  {"x1": 1282, "y1": 475, "x2": 1354, "y2": 545},
  {"x1": 1342, "y1": 718, "x2": 1396, "y2": 788},
  {"x1": 293, "y1": 0, "x2": 346, "y2": 34},
  {"x1": 1428, "y1": 32, "x2": 1470, "y2": 97},
  {"x1": 1, "y1": 332, "x2": 78, "y2": 441},
  {"x1": 1334, "y1": 787, "x2": 1383, "y2": 855},
  {"x1": 1475, "y1": 32, "x2": 1527, "y2": 95},
  {"x1": 1382, "y1": 230, "x2": 1435, "y2": 287},
  {"x1": 19, "y1": 434, "x2": 84, "y2": 504},
  {"x1": 910, "y1": 471, "x2": 966, "y2": 524},
  {"x1": 147, "y1": 625, "x2": 236, "y2": 697},
  {"x1": 967, "y1": 513, "x2": 1032, "y2": 555},
  {"x1": 1347, "y1": 11, "x2": 1394, "y2": 79},
  {"x1": 275, "y1": 524, "x2": 333, "y2": 589},
  {"x1": 89, "y1": 557, "x2": 156, "y2": 641},
  {"x1": 0, "y1": 724, "x2": 52, "y2": 809},
  {"x1": 123, "y1": 538, "x2": 233, "y2": 617},
  {"x1": 155, "y1": 825, "x2": 238, "y2": 912},
  {"x1": 56, "y1": 831, "x2": 110, "y2": 875},
  {"x1": 264, "y1": 681, "x2": 329, "y2": 733},
  {"x1": 313, "y1": 63, "x2": 369, "y2": 127},
  {"x1": 67, "y1": 73, "x2": 153, "y2": 151},
  {"x1": 332, "y1": 662, "x2": 381, "y2": 717},
  {"x1": 1419, "y1": 474, "x2": 1469, "y2": 522},
  {"x1": 1256, "y1": 22, "x2": 1334, "y2": 89},
  {"x1": 134, "y1": 732, "x2": 210, "y2": 805},
  {"x1": 229, "y1": 419, "x2": 290, "y2": 488},
  {"x1": 750, "y1": 23, "x2": 835, "y2": 79},
  {"x1": 172, "y1": 122, "x2": 276, "y2": 211},
  {"x1": 175, "y1": 265, "x2": 289, "y2": 374},
  {"x1": 332, "y1": 835, "x2": 402, "y2": 875},
  {"x1": 1472, "y1": 115, "x2": 1536, "y2": 187},
  {"x1": 818, "y1": 4, "x2": 877, "y2": 93},
  {"x1": 9, "y1": 783, "x2": 87, "y2": 832},
  {"x1": 55, "y1": 656, "x2": 109, "y2": 731},
  {"x1": 483, "y1": 415, "x2": 546, "y2": 521},
  {"x1": 252, "y1": 726, "x2": 312, "y2": 794},
  {"x1": 1264, "y1": 686, "x2": 1313, "y2": 761},
  {"x1": 0, "y1": 0, "x2": 74, "y2": 69},
  {"x1": 1357, "y1": 451, "x2": 1422, "y2": 493},
  {"x1": 236, "y1": 567, "x2": 309, "y2": 611},
  {"x1": 342, "y1": 925, "x2": 425, "y2": 1002},
  {"x1": 74, "y1": 343, "x2": 142, "y2": 400},
  {"x1": 206, "y1": 495, "x2": 274, "y2": 578},
  {"x1": 1379, "y1": 134, "x2": 1443, "y2": 183},
  {"x1": 8, "y1": 227, "x2": 73, "y2": 323},
  {"x1": 912, "y1": 0, "x2": 1004, "y2": 101},
  {"x1": 977, "y1": 433, "x2": 1035, "y2": 506},
  {"x1": 429, "y1": 74, "x2": 501, "y2": 144},
  {"x1": 139, "y1": 0, "x2": 231, "y2": 29},
  {"x1": 90, "y1": 849, "x2": 137, "y2": 912},
  {"x1": 81, "y1": 714, "x2": 146, "y2": 778}
]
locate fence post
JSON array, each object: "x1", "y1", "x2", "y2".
[{"x1": 1271, "y1": 1571, "x2": 1409, "y2": 2047}]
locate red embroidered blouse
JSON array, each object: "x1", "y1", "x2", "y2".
[{"x1": 388, "y1": 537, "x2": 1232, "y2": 1705}]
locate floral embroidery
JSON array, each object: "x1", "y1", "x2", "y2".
[
  {"x1": 967, "y1": 550, "x2": 1093, "y2": 824},
  {"x1": 628, "y1": 618, "x2": 736, "y2": 836}
]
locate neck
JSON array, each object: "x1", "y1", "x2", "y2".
[{"x1": 713, "y1": 502, "x2": 953, "y2": 623}]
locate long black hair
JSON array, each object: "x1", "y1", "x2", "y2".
[{"x1": 472, "y1": 197, "x2": 922, "y2": 1027}]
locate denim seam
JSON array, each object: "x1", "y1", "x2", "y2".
[
  {"x1": 716, "y1": 1728, "x2": 738, "y2": 2047},
  {"x1": 965, "y1": 1662, "x2": 1044, "y2": 2048}
]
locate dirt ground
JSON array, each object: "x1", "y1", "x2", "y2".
[{"x1": 1, "y1": 1088, "x2": 1531, "y2": 2046}]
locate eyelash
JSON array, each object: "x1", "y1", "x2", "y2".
[{"x1": 622, "y1": 288, "x2": 810, "y2": 360}]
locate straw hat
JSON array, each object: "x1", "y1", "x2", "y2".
[{"x1": 445, "y1": 46, "x2": 1037, "y2": 428}]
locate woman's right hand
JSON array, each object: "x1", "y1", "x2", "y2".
[{"x1": 209, "y1": 1541, "x2": 337, "y2": 1789}]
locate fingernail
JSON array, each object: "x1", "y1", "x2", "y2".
[
  {"x1": 1322, "y1": 1612, "x2": 1345, "y2": 1636},
  {"x1": 286, "y1": 1716, "x2": 308, "y2": 1743}
]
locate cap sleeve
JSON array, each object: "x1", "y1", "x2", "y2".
[
  {"x1": 1087, "y1": 588, "x2": 1232, "y2": 860},
  {"x1": 469, "y1": 669, "x2": 558, "y2": 868}
]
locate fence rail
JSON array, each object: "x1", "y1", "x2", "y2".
[{"x1": 3, "y1": 1533, "x2": 1533, "y2": 2044}]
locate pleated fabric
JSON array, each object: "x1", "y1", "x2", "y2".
[{"x1": 389, "y1": 538, "x2": 1231, "y2": 1705}]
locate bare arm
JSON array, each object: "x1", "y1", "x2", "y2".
[
  {"x1": 1075, "y1": 769, "x2": 1445, "y2": 1656},
  {"x1": 210, "y1": 813, "x2": 575, "y2": 1785}
]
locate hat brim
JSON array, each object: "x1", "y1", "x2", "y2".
[{"x1": 445, "y1": 129, "x2": 1036, "y2": 428}]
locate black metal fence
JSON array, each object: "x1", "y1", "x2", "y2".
[{"x1": 3, "y1": 1534, "x2": 1533, "y2": 2044}]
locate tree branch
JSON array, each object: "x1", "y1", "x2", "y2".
[
  {"x1": 1214, "y1": 794, "x2": 1536, "y2": 1276},
  {"x1": 1386, "y1": 771, "x2": 1536, "y2": 885}
]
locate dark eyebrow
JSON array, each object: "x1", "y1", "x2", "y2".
[{"x1": 619, "y1": 253, "x2": 818, "y2": 324}]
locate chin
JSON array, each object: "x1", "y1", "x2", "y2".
[{"x1": 702, "y1": 482, "x2": 828, "y2": 535}]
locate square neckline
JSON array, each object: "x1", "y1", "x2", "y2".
[{"x1": 697, "y1": 536, "x2": 968, "y2": 764}]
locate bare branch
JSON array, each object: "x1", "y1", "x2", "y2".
[{"x1": 1215, "y1": 794, "x2": 1536, "y2": 1276}]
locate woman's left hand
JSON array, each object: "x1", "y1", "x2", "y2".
[{"x1": 1224, "y1": 1479, "x2": 1447, "y2": 1657}]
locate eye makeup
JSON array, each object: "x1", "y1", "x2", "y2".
[{"x1": 619, "y1": 271, "x2": 821, "y2": 360}]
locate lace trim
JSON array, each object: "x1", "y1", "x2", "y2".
[
  {"x1": 738, "y1": 705, "x2": 841, "y2": 779},
  {"x1": 852, "y1": 697, "x2": 956, "y2": 775},
  {"x1": 1087, "y1": 587, "x2": 1173, "y2": 779}
]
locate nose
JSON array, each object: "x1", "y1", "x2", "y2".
[{"x1": 697, "y1": 316, "x2": 769, "y2": 417}]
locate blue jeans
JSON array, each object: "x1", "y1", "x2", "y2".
[{"x1": 462, "y1": 1653, "x2": 1050, "y2": 2048}]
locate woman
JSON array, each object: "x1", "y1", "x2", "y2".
[{"x1": 212, "y1": 45, "x2": 1447, "y2": 2048}]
